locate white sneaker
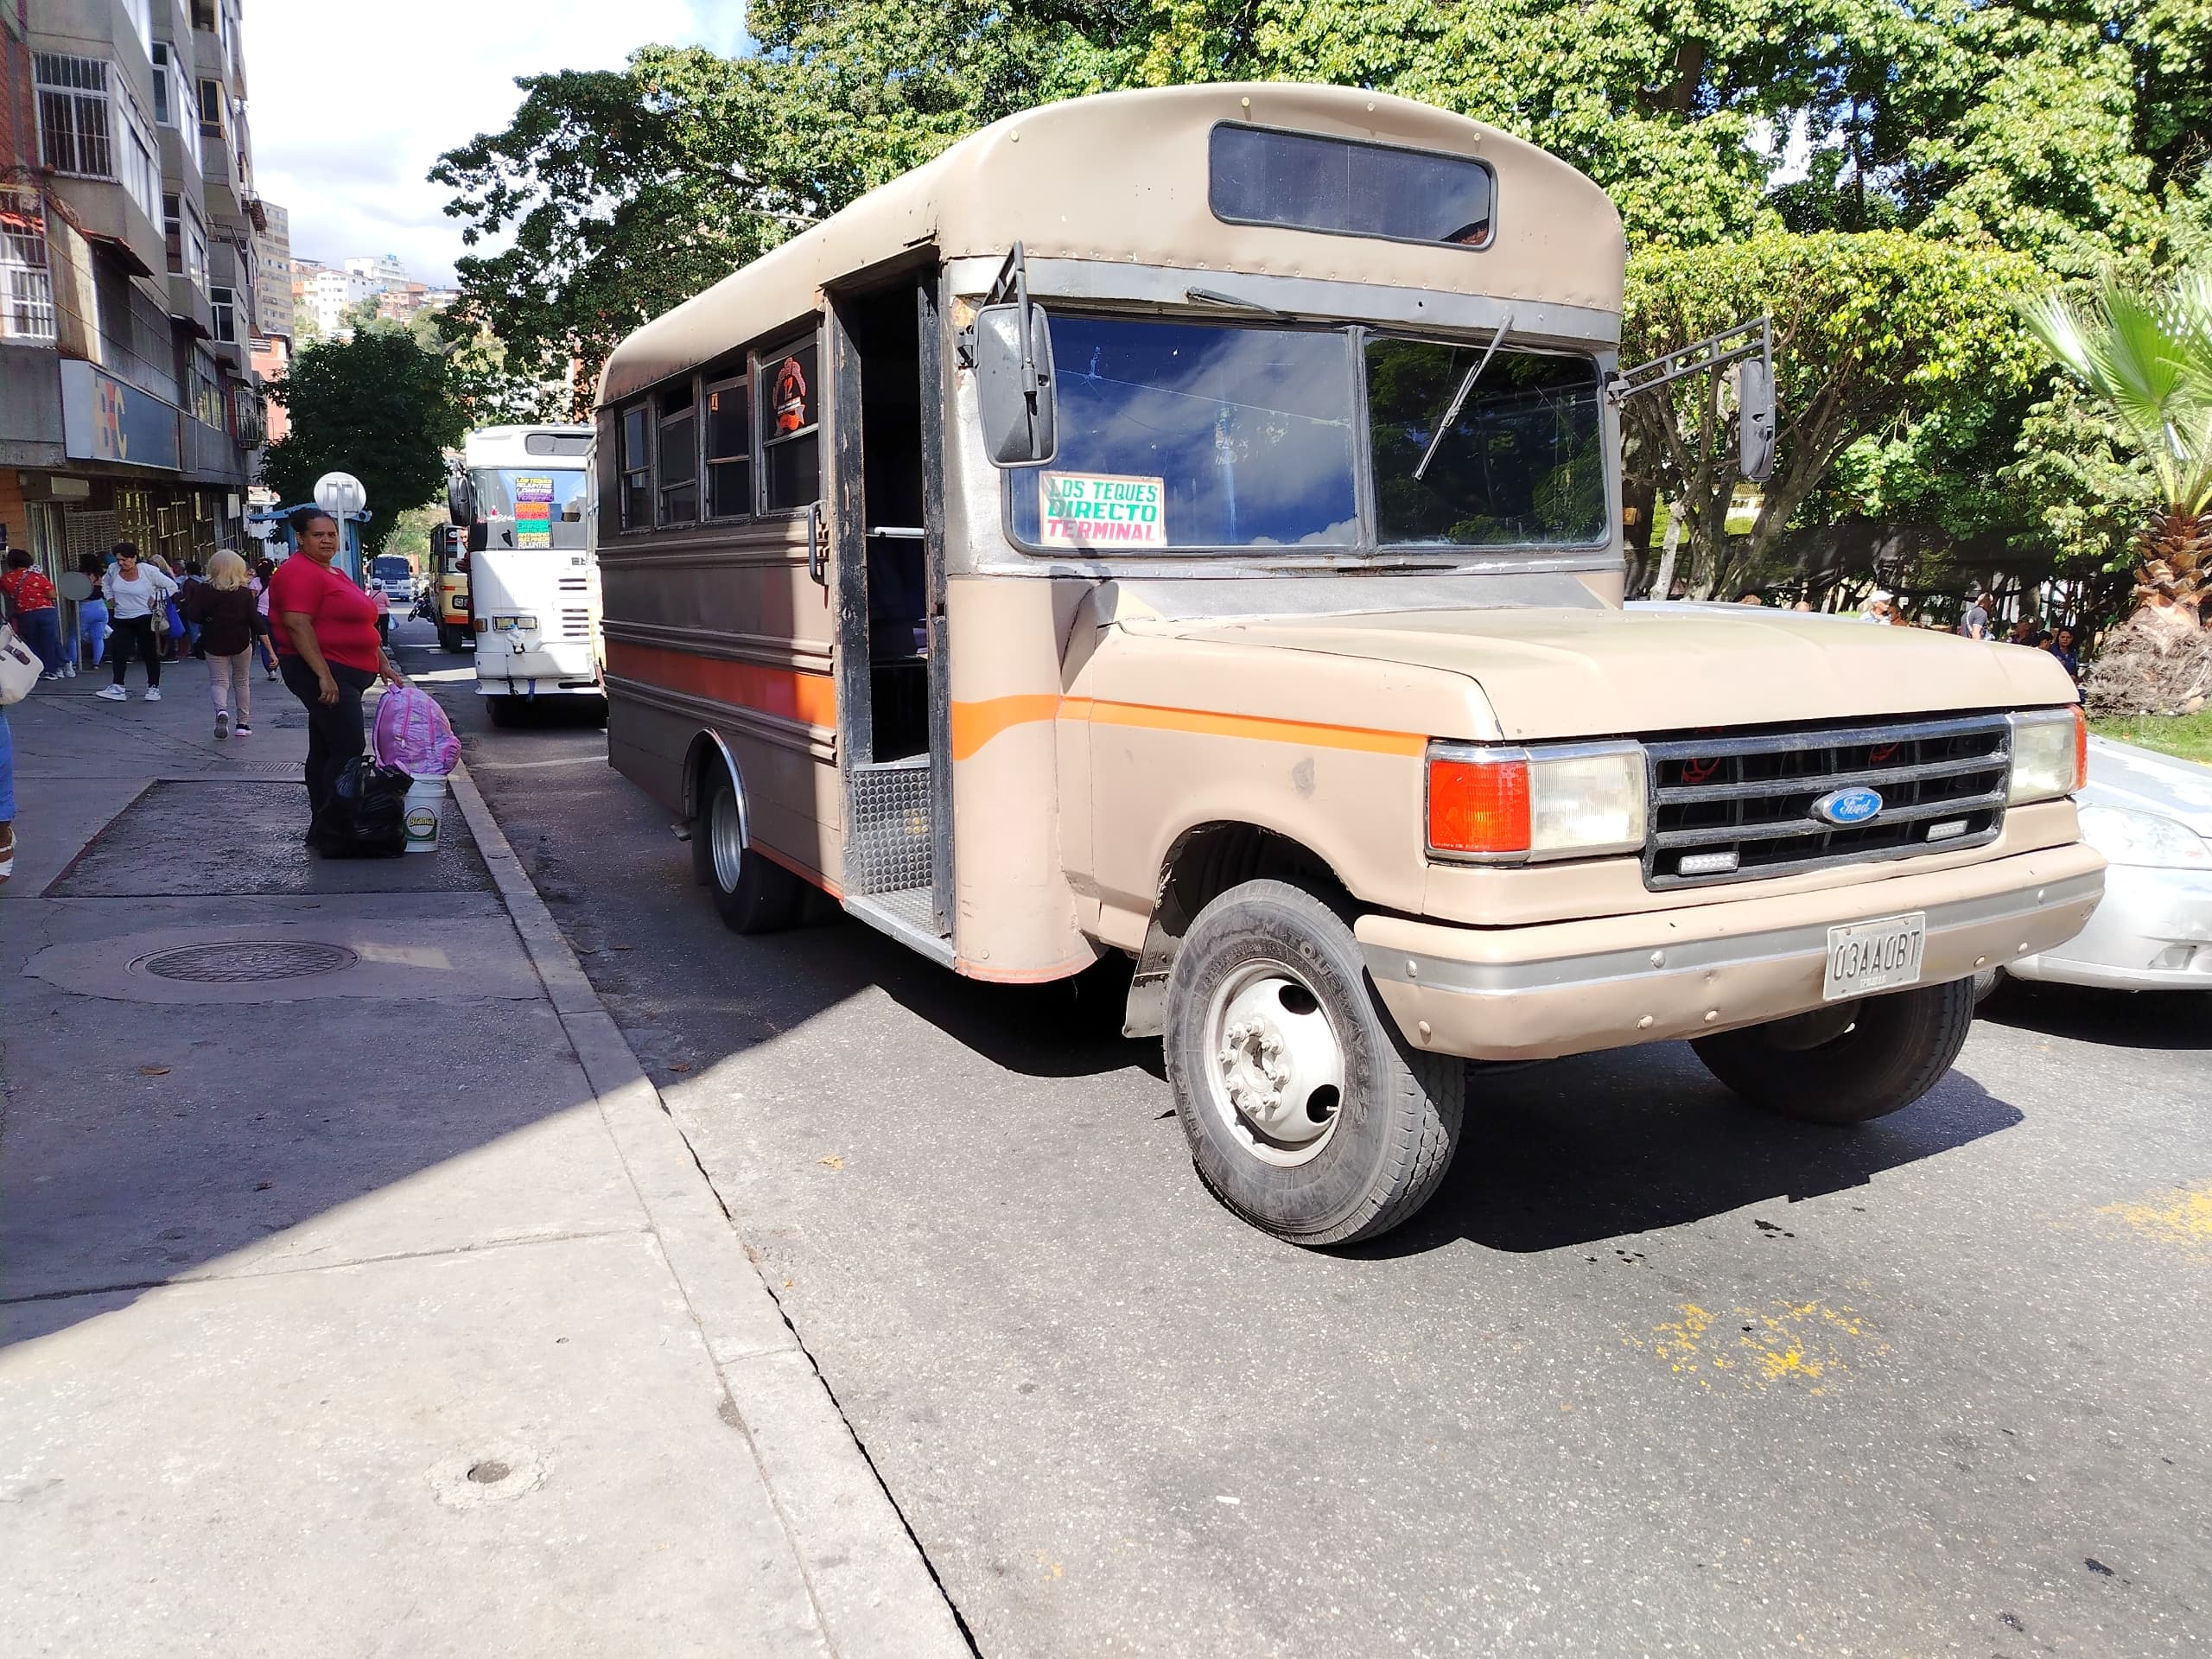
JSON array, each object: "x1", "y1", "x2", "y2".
[
  {"x1": 96, "y1": 684, "x2": 126, "y2": 702},
  {"x1": 143, "y1": 687, "x2": 162, "y2": 702},
  {"x1": 214, "y1": 710, "x2": 232, "y2": 740}
]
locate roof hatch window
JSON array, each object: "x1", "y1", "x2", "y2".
[{"x1": 1210, "y1": 124, "x2": 1495, "y2": 249}]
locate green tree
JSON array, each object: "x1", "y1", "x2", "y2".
[
  {"x1": 262, "y1": 332, "x2": 468, "y2": 556},
  {"x1": 1621, "y1": 231, "x2": 2040, "y2": 599},
  {"x1": 2022, "y1": 268, "x2": 2212, "y2": 711}
]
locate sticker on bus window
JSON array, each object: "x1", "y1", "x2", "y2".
[
  {"x1": 514, "y1": 475, "x2": 555, "y2": 548},
  {"x1": 1039, "y1": 471, "x2": 1166, "y2": 550}
]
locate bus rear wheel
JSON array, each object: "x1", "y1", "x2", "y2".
[
  {"x1": 694, "y1": 765, "x2": 803, "y2": 934},
  {"x1": 1163, "y1": 879, "x2": 1463, "y2": 1248},
  {"x1": 1690, "y1": 978, "x2": 1976, "y2": 1124}
]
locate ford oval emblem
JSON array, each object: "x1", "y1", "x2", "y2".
[{"x1": 1814, "y1": 785, "x2": 1885, "y2": 826}]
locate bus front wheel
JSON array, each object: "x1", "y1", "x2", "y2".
[
  {"x1": 693, "y1": 765, "x2": 802, "y2": 934},
  {"x1": 1163, "y1": 879, "x2": 1463, "y2": 1248},
  {"x1": 437, "y1": 624, "x2": 471, "y2": 652}
]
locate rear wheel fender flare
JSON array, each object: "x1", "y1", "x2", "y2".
[{"x1": 683, "y1": 729, "x2": 746, "y2": 844}]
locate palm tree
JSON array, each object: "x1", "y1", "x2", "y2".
[{"x1": 2023, "y1": 270, "x2": 2212, "y2": 713}]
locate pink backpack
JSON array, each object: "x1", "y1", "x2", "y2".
[{"x1": 372, "y1": 684, "x2": 460, "y2": 777}]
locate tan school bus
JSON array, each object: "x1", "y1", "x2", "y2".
[{"x1": 594, "y1": 84, "x2": 2101, "y2": 1248}]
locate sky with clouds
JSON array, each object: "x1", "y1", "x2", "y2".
[{"x1": 248, "y1": 1, "x2": 751, "y2": 286}]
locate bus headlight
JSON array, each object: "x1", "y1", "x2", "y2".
[
  {"x1": 1427, "y1": 741, "x2": 1647, "y2": 862},
  {"x1": 2006, "y1": 707, "x2": 2086, "y2": 804}
]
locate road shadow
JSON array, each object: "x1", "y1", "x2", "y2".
[
  {"x1": 1976, "y1": 976, "x2": 2212, "y2": 1051},
  {"x1": 1351, "y1": 1042, "x2": 2023, "y2": 1258}
]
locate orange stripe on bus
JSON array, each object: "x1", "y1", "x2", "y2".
[
  {"x1": 950, "y1": 693, "x2": 1063, "y2": 760},
  {"x1": 1091, "y1": 700, "x2": 1426, "y2": 756},
  {"x1": 605, "y1": 639, "x2": 836, "y2": 729},
  {"x1": 948, "y1": 691, "x2": 1422, "y2": 761}
]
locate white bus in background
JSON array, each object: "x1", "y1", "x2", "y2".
[{"x1": 446, "y1": 424, "x2": 604, "y2": 725}]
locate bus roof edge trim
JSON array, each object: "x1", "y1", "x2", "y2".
[{"x1": 596, "y1": 84, "x2": 1625, "y2": 410}]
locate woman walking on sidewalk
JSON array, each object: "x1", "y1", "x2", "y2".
[
  {"x1": 76, "y1": 552, "x2": 110, "y2": 671},
  {"x1": 95, "y1": 543, "x2": 176, "y2": 702},
  {"x1": 1, "y1": 550, "x2": 66, "y2": 680},
  {"x1": 183, "y1": 550, "x2": 270, "y2": 739},
  {"x1": 272, "y1": 509, "x2": 403, "y2": 826},
  {"x1": 249, "y1": 556, "x2": 280, "y2": 681}
]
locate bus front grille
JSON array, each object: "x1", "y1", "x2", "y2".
[{"x1": 1644, "y1": 714, "x2": 2011, "y2": 889}]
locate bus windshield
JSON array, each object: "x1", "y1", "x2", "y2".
[
  {"x1": 373, "y1": 556, "x2": 412, "y2": 582},
  {"x1": 472, "y1": 467, "x2": 590, "y2": 551},
  {"x1": 1006, "y1": 315, "x2": 1605, "y2": 555}
]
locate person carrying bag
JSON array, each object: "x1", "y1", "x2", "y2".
[{"x1": 94, "y1": 543, "x2": 177, "y2": 702}]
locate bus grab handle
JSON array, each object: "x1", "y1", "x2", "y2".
[{"x1": 808, "y1": 501, "x2": 827, "y2": 587}]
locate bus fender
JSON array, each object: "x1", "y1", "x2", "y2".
[{"x1": 683, "y1": 728, "x2": 747, "y2": 844}]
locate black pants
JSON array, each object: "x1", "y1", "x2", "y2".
[
  {"x1": 280, "y1": 654, "x2": 375, "y2": 818},
  {"x1": 109, "y1": 615, "x2": 161, "y2": 688}
]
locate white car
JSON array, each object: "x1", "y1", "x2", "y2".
[{"x1": 2005, "y1": 735, "x2": 2212, "y2": 990}]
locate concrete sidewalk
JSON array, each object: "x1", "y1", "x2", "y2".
[{"x1": 0, "y1": 664, "x2": 966, "y2": 1657}]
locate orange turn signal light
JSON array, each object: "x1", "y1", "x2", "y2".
[
  {"x1": 1428, "y1": 755, "x2": 1532, "y2": 855},
  {"x1": 2071, "y1": 705, "x2": 2088, "y2": 792}
]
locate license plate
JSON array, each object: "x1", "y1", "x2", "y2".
[{"x1": 1823, "y1": 912, "x2": 1926, "y2": 1001}]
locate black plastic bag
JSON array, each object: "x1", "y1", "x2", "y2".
[{"x1": 313, "y1": 755, "x2": 412, "y2": 858}]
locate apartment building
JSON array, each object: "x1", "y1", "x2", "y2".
[{"x1": 0, "y1": 0, "x2": 269, "y2": 582}]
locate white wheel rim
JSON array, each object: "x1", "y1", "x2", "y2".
[
  {"x1": 709, "y1": 786, "x2": 745, "y2": 892},
  {"x1": 1202, "y1": 959, "x2": 1347, "y2": 1169}
]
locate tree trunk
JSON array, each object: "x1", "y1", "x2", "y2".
[
  {"x1": 2082, "y1": 603, "x2": 2212, "y2": 716},
  {"x1": 2085, "y1": 508, "x2": 2212, "y2": 716}
]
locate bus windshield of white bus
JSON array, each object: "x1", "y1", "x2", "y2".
[
  {"x1": 1005, "y1": 315, "x2": 1605, "y2": 555},
  {"x1": 472, "y1": 467, "x2": 590, "y2": 550}
]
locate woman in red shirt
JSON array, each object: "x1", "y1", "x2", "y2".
[
  {"x1": 1, "y1": 550, "x2": 65, "y2": 679},
  {"x1": 271, "y1": 509, "x2": 404, "y2": 833}
]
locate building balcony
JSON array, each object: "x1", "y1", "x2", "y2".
[
  {"x1": 166, "y1": 274, "x2": 215, "y2": 341},
  {"x1": 198, "y1": 126, "x2": 241, "y2": 218},
  {"x1": 42, "y1": 175, "x2": 166, "y2": 283}
]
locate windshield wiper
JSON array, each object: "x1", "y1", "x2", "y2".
[
  {"x1": 1413, "y1": 311, "x2": 1514, "y2": 482},
  {"x1": 1185, "y1": 286, "x2": 1295, "y2": 322}
]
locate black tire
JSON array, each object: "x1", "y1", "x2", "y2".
[
  {"x1": 1971, "y1": 964, "x2": 2003, "y2": 1004},
  {"x1": 486, "y1": 696, "x2": 525, "y2": 728},
  {"x1": 1690, "y1": 978, "x2": 1977, "y2": 1125},
  {"x1": 437, "y1": 624, "x2": 470, "y2": 652},
  {"x1": 1163, "y1": 879, "x2": 1463, "y2": 1248},
  {"x1": 692, "y1": 763, "x2": 802, "y2": 934}
]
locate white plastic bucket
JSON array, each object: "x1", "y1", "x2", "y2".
[{"x1": 403, "y1": 776, "x2": 446, "y2": 854}]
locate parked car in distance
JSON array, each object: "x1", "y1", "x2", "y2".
[{"x1": 1999, "y1": 735, "x2": 2212, "y2": 992}]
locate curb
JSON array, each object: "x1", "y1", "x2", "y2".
[{"x1": 446, "y1": 762, "x2": 970, "y2": 1659}]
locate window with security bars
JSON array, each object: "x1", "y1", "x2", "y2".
[
  {"x1": 0, "y1": 190, "x2": 57, "y2": 343},
  {"x1": 188, "y1": 349, "x2": 222, "y2": 427},
  {"x1": 35, "y1": 55, "x2": 115, "y2": 180}
]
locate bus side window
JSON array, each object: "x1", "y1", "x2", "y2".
[
  {"x1": 706, "y1": 374, "x2": 750, "y2": 518},
  {"x1": 619, "y1": 404, "x2": 652, "y2": 531},
  {"x1": 759, "y1": 340, "x2": 819, "y2": 512},
  {"x1": 658, "y1": 379, "x2": 698, "y2": 524}
]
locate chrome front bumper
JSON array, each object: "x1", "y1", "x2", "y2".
[{"x1": 1358, "y1": 843, "x2": 2106, "y2": 1061}]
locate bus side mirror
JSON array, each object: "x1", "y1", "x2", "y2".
[
  {"x1": 446, "y1": 473, "x2": 471, "y2": 524},
  {"x1": 973, "y1": 301, "x2": 1058, "y2": 467},
  {"x1": 1738, "y1": 359, "x2": 1776, "y2": 483},
  {"x1": 466, "y1": 522, "x2": 487, "y2": 555}
]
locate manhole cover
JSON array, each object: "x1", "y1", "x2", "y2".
[{"x1": 134, "y1": 941, "x2": 360, "y2": 982}]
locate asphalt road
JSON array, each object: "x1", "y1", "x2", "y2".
[{"x1": 400, "y1": 620, "x2": 2212, "y2": 1658}]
